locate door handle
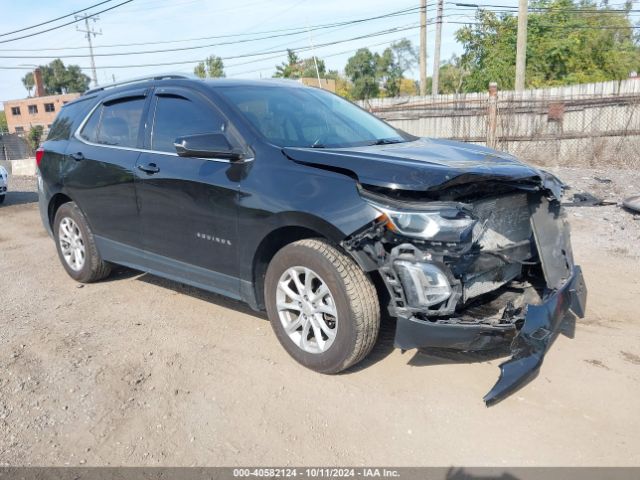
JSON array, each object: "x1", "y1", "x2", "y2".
[
  {"x1": 70, "y1": 152, "x2": 84, "y2": 161},
  {"x1": 137, "y1": 163, "x2": 160, "y2": 174}
]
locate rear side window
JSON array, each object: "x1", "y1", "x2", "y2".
[
  {"x1": 80, "y1": 97, "x2": 145, "y2": 148},
  {"x1": 151, "y1": 95, "x2": 226, "y2": 153},
  {"x1": 47, "y1": 97, "x2": 95, "y2": 141}
]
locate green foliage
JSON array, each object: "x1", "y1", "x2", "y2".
[
  {"x1": 345, "y1": 48, "x2": 380, "y2": 99},
  {"x1": 345, "y1": 39, "x2": 418, "y2": 99},
  {"x1": 438, "y1": 55, "x2": 469, "y2": 94},
  {"x1": 194, "y1": 55, "x2": 226, "y2": 78},
  {"x1": 455, "y1": 0, "x2": 640, "y2": 92},
  {"x1": 21, "y1": 59, "x2": 90, "y2": 95},
  {"x1": 27, "y1": 125, "x2": 44, "y2": 150},
  {"x1": 22, "y1": 74, "x2": 34, "y2": 96},
  {"x1": 0, "y1": 110, "x2": 7, "y2": 133},
  {"x1": 274, "y1": 49, "x2": 326, "y2": 79}
]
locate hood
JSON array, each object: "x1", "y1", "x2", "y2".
[{"x1": 283, "y1": 138, "x2": 559, "y2": 196}]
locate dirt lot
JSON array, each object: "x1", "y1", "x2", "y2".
[{"x1": 1, "y1": 169, "x2": 639, "y2": 466}]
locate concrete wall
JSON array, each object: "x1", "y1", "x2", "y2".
[{"x1": 0, "y1": 158, "x2": 37, "y2": 176}]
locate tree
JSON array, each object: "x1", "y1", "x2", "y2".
[
  {"x1": 0, "y1": 110, "x2": 7, "y2": 133},
  {"x1": 22, "y1": 74, "x2": 34, "y2": 96},
  {"x1": 390, "y1": 39, "x2": 418, "y2": 74},
  {"x1": 194, "y1": 55, "x2": 226, "y2": 78},
  {"x1": 455, "y1": 0, "x2": 640, "y2": 92},
  {"x1": 345, "y1": 39, "x2": 418, "y2": 99},
  {"x1": 20, "y1": 59, "x2": 90, "y2": 95},
  {"x1": 345, "y1": 48, "x2": 380, "y2": 100},
  {"x1": 438, "y1": 55, "x2": 469, "y2": 94},
  {"x1": 326, "y1": 70, "x2": 353, "y2": 99},
  {"x1": 274, "y1": 49, "x2": 326, "y2": 79},
  {"x1": 27, "y1": 125, "x2": 44, "y2": 150},
  {"x1": 398, "y1": 78, "x2": 418, "y2": 96}
]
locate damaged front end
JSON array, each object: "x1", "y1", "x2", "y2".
[{"x1": 342, "y1": 174, "x2": 587, "y2": 406}]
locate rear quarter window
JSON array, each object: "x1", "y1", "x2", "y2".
[
  {"x1": 46, "y1": 97, "x2": 97, "y2": 141},
  {"x1": 79, "y1": 97, "x2": 146, "y2": 148}
]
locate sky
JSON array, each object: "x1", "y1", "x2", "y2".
[{"x1": 0, "y1": 0, "x2": 521, "y2": 107}]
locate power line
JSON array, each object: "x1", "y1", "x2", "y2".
[
  {"x1": 0, "y1": 23, "x2": 420, "y2": 71},
  {"x1": 0, "y1": 6, "x2": 424, "y2": 59},
  {"x1": 0, "y1": 0, "x2": 115, "y2": 38},
  {"x1": 0, "y1": 0, "x2": 133, "y2": 45},
  {"x1": 0, "y1": 3, "x2": 431, "y2": 52}
]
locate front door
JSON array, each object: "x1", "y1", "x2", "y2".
[{"x1": 135, "y1": 87, "x2": 241, "y2": 297}]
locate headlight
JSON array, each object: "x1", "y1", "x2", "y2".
[
  {"x1": 395, "y1": 261, "x2": 452, "y2": 307},
  {"x1": 372, "y1": 204, "x2": 476, "y2": 242}
]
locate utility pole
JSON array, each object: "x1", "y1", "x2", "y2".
[
  {"x1": 419, "y1": 0, "x2": 427, "y2": 96},
  {"x1": 76, "y1": 13, "x2": 102, "y2": 88},
  {"x1": 515, "y1": 0, "x2": 528, "y2": 91},
  {"x1": 432, "y1": 0, "x2": 444, "y2": 95}
]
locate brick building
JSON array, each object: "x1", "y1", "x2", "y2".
[{"x1": 2, "y1": 68, "x2": 80, "y2": 135}]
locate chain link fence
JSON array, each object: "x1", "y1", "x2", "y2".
[{"x1": 361, "y1": 79, "x2": 640, "y2": 169}]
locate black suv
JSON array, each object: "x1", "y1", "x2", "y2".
[{"x1": 38, "y1": 75, "x2": 586, "y2": 404}]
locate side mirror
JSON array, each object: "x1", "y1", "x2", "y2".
[{"x1": 174, "y1": 133, "x2": 244, "y2": 161}]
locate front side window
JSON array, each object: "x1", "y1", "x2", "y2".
[
  {"x1": 217, "y1": 86, "x2": 412, "y2": 148},
  {"x1": 79, "y1": 97, "x2": 145, "y2": 148},
  {"x1": 151, "y1": 95, "x2": 226, "y2": 153},
  {"x1": 28, "y1": 105, "x2": 38, "y2": 114}
]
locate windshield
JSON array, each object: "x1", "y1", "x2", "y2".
[{"x1": 216, "y1": 85, "x2": 412, "y2": 148}]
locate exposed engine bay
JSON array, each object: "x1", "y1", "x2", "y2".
[{"x1": 342, "y1": 178, "x2": 587, "y2": 405}]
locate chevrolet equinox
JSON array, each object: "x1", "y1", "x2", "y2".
[{"x1": 37, "y1": 75, "x2": 587, "y2": 405}]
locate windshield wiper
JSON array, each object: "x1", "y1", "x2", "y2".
[{"x1": 370, "y1": 138, "x2": 404, "y2": 146}]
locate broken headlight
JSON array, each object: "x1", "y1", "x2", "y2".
[
  {"x1": 372, "y1": 204, "x2": 476, "y2": 242},
  {"x1": 395, "y1": 261, "x2": 452, "y2": 307}
]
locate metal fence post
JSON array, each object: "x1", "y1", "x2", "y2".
[{"x1": 487, "y1": 82, "x2": 498, "y2": 149}]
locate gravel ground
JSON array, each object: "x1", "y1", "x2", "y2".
[
  {"x1": 1, "y1": 170, "x2": 639, "y2": 466},
  {"x1": 546, "y1": 166, "x2": 640, "y2": 259}
]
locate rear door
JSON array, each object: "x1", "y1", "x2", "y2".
[
  {"x1": 134, "y1": 86, "x2": 241, "y2": 297},
  {"x1": 65, "y1": 89, "x2": 149, "y2": 248}
]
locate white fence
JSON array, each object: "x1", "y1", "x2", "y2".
[{"x1": 359, "y1": 79, "x2": 640, "y2": 168}]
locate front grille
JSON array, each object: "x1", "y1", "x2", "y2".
[
  {"x1": 462, "y1": 193, "x2": 534, "y2": 302},
  {"x1": 472, "y1": 193, "x2": 533, "y2": 251}
]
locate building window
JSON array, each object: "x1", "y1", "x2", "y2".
[
  {"x1": 15, "y1": 126, "x2": 25, "y2": 133},
  {"x1": 28, "y1": 105, "x2": 38, "y2": 114},
  {"x1": 44, "y1": 103, "x2": 55, "y2": 113},
  {"x1": 11, "y1": 106, "x2": 21, "y2": 115}
]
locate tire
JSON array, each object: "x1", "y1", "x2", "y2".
[
  {"x1": 53, "y1": 202, "x2": 111, "y2": 283},
  {"x1": 0, "y1": 194, "x2": 5, "y2": 204},
  {"x1": 265, "y1": 238, "x2": 380, "y2": 374}
]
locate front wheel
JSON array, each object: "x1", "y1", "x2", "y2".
[
  {"x1": 53, "y1": 202, "x2": 111, "y2": 283},
  {"x1": 265, "y1": 239, "x2": 380, "y2": 374}
]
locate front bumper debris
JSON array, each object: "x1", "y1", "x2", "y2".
[
  {"x1": 343, "y1": 182, "x2": 587, "y2": 405},
  {"x1": 483, "y1": 265, "x2": 586, "y2": 405},
  {"x1": 394, "y1": 265, "x2": 586, "y2": 406}
]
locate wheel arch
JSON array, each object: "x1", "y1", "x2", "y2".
[
  {"x1": 48, "y1": 192, "x2": 74, "y2": 229},
  {"x1": 249, "y1": 213, "x2": 356, "y2": 310}
]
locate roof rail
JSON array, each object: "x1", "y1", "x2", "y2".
[{"x1": 83, "y1": 73, "x2": 195, "y2": 96}]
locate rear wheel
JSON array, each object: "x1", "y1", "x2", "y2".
[
  {"x1": 0, "y1": 194, "x2": 5, "y2": 204},
  {"x1": 265, "y1": 239, "x2": 380, "y2": 373},
  {"x1": 53, "y1": 202, "x2": 111, "y2": 283}
]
